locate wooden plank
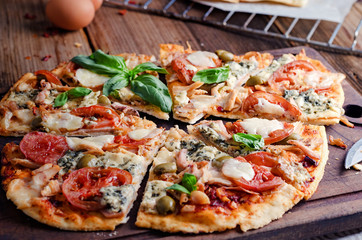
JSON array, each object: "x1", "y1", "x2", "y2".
[{"x1": 0, "y1": 0, "x2": 92, "y2": 95}]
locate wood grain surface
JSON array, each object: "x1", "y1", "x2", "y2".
[{"x1": 0, "y1": 0, "x2": 361, "y2": 239}]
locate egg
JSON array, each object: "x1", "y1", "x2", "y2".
[
  {"x1": 46, "y1": 0, "x2": 95, "y2": 31},
  {"x1": 92, "y1": 0, "x2": 103, "y2": 10}
]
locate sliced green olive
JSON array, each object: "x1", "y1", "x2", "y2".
[
  {"x1": 275, "y1": 133, "x2": 302, "y2": 145},
  {"x1": 212, "y1": 155, "x2": 233, "y2": 168},
  {"x1": 215, "y1": 50, "x2": 234, "y2": 62},
  {"x1": 153, "y1": 163, "x2": 177, "y2": 174},
  {"x1": 31, "y1": 116, "x2": 42, "y2": 129},
  {"x1": 98, "y1": 95, "x2": 111, "y2": 105},
  {"x1": 245, "y1": 75, "x2": 266, "y2": 86},
  {"x1": 77, "y1": 154, "x2": 97, "y2": 168},
  {"x1": 156, "y1": 196, "x2": 176, "y2": 215}
]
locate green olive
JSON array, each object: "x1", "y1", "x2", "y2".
[
  {"x1": 275, "y1": 133, "x2": 302, "y2": 145},
  {"x1": 31, "y1": 116, "x2": 43, "y2": 129},
  {"x1": 153, "y1": 163, "x2": 177, "y2": 174},
  {"x1": 245, "y1": 75, "x2": 266, "y2": 86},
  {"x1": 215, "y1": 50, "x2": 234, "y2": 62},
  {"x1": 156, "y1": 196, "x2": 176, "y2": 215},
  {"x1": 212, "y1": 155, "x2": 233, "y2": 168},
  {"x1": 98, "y1": 95, "x2": 111, "y2": 105},
  {"x1": 77, "y1": 154, "x2": 96, "y2": 168}
]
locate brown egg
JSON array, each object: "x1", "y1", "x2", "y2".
[
  {"x1": 92, "y1": 0, "x2": 103, "y2": 10},
  {"x1": 46, "y1": 0, "x2": 95, "y2": 31}
]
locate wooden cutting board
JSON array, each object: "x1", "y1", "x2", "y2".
[{"x1": 0, "y1": 47, "x2": 361, "y2": 240}]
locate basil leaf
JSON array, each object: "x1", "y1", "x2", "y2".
[
  {"x1": 71, "y1": 55, "x2": 121, "y2": 76},
  {"x1": 67, "y1": 87, "x2": 92, "y2": 98},
  {"x1": 233, "y1": 133, "x2": 264, "y2": 151},
  {"x1": 91, "y1": 50, "x2": 127, "y2": 71},
  {"x1": 166, "y1": 184, "x2": 191, "y2": 195},
  {"x1": 131, "y1": 62, "x2": 168, "y2": 77},
  {"x1": 130, "y1": 74, "x2": 172, "y2": 113},
  {"x1": 103, "y1": 74, "x2": 130, "y2": 96},
  {"x1": 192, "y1": 67, "x2": 229, "y2": 84},
  {"x1": 54, "y1": 92, "x2": 68, "y2": 107},
  {"x1": 181, "y1": 173, "x2": 197, "y2": 193}
]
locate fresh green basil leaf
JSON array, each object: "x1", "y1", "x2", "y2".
[
  {"x1": 181, "y1": 173, "x2": 197, "y2": 193},
  {"x1": 130, "y1": 74, "x2": 172, "y2": 113},
  {"x1": 192, "y1": 67, "x2": 229, "y2": 84},
  {"x1": 166, "y1": 184, "x2": 191, "y2": 195},
  {"x1": 54, "y1": 92, "x2": 68, "y2": 107},
  {"x1": 131, "y1": 62, "x2": 168, "y2": 77},
  {"x1": 67, "y1": 87, "x2": 92, "y2": 98},
  {"x1": 91, "y1": 50, "x2": 127, "y2": 71},
  {"x1": 71, "y1": 55, "x2": 121, "y2": 76},
  {"x1": 233, "y1": 133, "x2": 264, "y2": 151},
  {"x1": 103, "y1": 74, "x2": 130, "y2": 96}
]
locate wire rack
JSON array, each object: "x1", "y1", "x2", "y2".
[{"x1": 104, "y1": 0, "x2": 362, "y2": 56}]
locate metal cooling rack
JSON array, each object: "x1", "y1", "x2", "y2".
[{"x1": 104, "y1": 0, "x2": 362, "y2": 56}]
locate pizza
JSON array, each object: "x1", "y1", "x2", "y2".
[
  {"x1": 136, "y1": 119, "x2": 328, "y2": 233},
  {"x1": 1, "y1": 127, "x2": 165, "y2": 231},
  {"x1": 0, "y1": 46, "x2": 335, "y2": 234},
  {"x1": 160, "y1": 44, "x2": 345, "y2": 125},
  {"x1": 0, "y1": 50, "x2": 171, "y2": 136}
]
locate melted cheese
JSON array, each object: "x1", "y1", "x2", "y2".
[
  {"x1": 222, "y1": 158, "x2": 255, "y2": 181},
  {"x1": 14, "y1": 109, "x2": 34, "y2": 124},
  {"x1": 186, "y1": 51, "x2": 218, "y2": 67},
  {"x1": 240, "y1": 118, "x2": 284, "y2": 138},
  {"x1": 79, "y1": 91, "x2": 100, "y2": 107},
  {"x1": 128, "y1": 129, "x2": 152, "y2": 140},
  {"x1": 153, "y1": 147, "x2": 175, "y2": 165},
  {"x1": 42, "y1": 112, "x2": 84, "y2": 131},
  {"x1": 254, "y1": 98, "x2": 285, "y2": 115},
  {"x1": 174, "y1": 91, "x2": 189, "y2": 106},
  {"x1": 75, "y1": 69, "x2": 110, "y2": 87},
  {"x1": 66, "y1": 135, "x2": 115, "y2": 151},
  {"x1": 303, "y1": 71, "x2": 335, "y2": 89}
]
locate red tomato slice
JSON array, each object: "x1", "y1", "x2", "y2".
[
  {"x1": 264, "y1": 122, "x2": 294, "y2": 145},
  {"x1": 62, "y1": 167, "x2": 132, "y2": 211},
  {"x1": 71, "y1": 105, "x2": 121, "y2": 129},
  {"x1": 114, "y1": 135, "x2": 148, "y2": 149},
  {"x1": 35, "y1": 70, "x2": 62, "y2": 85},
  {"x1": 244, "y1": 152, "x2": 278, "y2": 168},
  {"x1": 233, "y1": 165, "x2": 283, "y2": 192},
  {"x1": 268, "y1": 60, "x2": 316, "y2": 93},
  {"x1": 242, "y1": 91, "x2": 301, "y2": 121},
  {"x1": 225, "y1": 121, "x2": 246, "y2": 135},
  {"x1": 19, "y1": 132, "x2": 69, "y2": 165},
  {"x1": 171, "y1": 53, "x2": 222, "y2": 84}
]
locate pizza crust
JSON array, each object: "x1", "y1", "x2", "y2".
[{"x1": 136, "y1": 183, "x2": 303, "y2": 233}]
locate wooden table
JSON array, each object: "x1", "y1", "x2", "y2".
[{"x1": 0, "y1": 0, "x2": 361, "y2": 239}]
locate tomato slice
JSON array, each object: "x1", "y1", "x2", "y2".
[
  {"x1": 35, "y1": 70, "x2": 62, "y2": 85},
  {"x1": 225, "y1": 121, "x2": 246, "y2": 135},
  {"x1": 62, "y1": 167, "x2": 132, "y2": 211},
  {"x1": 19, "y1": 132, "x2": 69, "y2": 165},
  {"x1": 171, "y1": 53, "x2": 222, "y2": 84},
  {"x1": 244, "y1": 152, "x2": 278, "y2": 168},
  {"x1": 242, "y1": 91, "x2": 301, "y2": 121},
  {"x1": 114, "y1": 135, "x2": 148, "y2": 149},
  {"x1": 233, "y1": 165, "x2": 283, "y2": 192},
  {"x1": 264, "y1": 122, "x2": 294, "y2": 145},
  {"x1": 268, "y1": 60, "x2": 316, "y2": 94},
  {"x1": 71, "y1": 105, "x2": 121, "y2": 129}
]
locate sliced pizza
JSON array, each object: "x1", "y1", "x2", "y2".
[
  {"x1": 136, "y1": 127, "x2": 306, "y2": 233},
  {"x1": 188, "y1": 118, "x2": 329, "y2": 199},
  {"x1": 1, "y1": 130, "x2": 164, "y2": 230},
  {"x1": 160, "y1": 44, "x2": 345, "y2": 125},
  {"x1": 0, "y1": 50, "x2": 171, "y2": 136}
]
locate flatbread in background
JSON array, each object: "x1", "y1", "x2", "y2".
[{"x1": 203, "y1": 0, "x2": 308, "y2": 7}]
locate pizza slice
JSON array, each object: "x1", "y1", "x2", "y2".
[
  {"x1": 135, "y1": 127, "x2": 306, "y2": 233},
  {"x1": 0, "y1": 50, "x2": 171, "y2": 136},
  {"x1": 188, "y1": 118, "x2": 329, "y2": 199},
  {"x1": 1, "y1": 130, "x2": 164, "y2": 231},
  {"x1": 160, "y1": 44, "x2": 345, "y2": 125}
]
